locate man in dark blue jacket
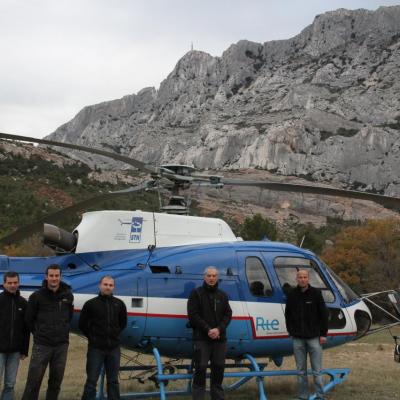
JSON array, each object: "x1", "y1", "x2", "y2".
[
  {"x1": 187, "y1": 266, "x2": 232, "y2": 400},
  {"x1": 0, "y1": 271, "x2": 30, "y2": 400},
  {"x1": 79, "y1": 275, "x2": 127, "y2": 400},
  {"x1": 285, "y1": 269, "x2": 329, "y2": 400},
  {"x1": 22, "y1": 264, "x2": 74, "y2": 400}
]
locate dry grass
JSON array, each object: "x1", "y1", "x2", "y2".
[{"x1": 10, "y1": 327, "x2": 400, "y2": 399}]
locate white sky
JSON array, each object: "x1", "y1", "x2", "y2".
[{"x1": 0, "y1": 0, "x2": 399, "y2": 138}]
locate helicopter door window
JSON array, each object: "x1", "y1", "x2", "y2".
[
  {"x1": 245, "y1": 257, "x2": 273, "y2": 297},
  {"x1": 273, "y1": 257, "x2": 335, "y2": 303}
]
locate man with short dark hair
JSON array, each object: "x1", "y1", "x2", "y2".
[
  {"x1": 187, "y1": 266, "x2": 232, "y2": 400},
  {"x1": 0, "y1": 271, "x2": 29, "y2": 400},
  {"x1": 22, "y1": 264, "x2": 74, "y2": 400},
  {"x1": 285, "y1": 269, "x2": 329, "y2": 400},
  {"x1": 79, "y1": 275, "x2": 127, "y2": 400}
]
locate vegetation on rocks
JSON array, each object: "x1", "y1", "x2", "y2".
[{"x1": 0, "y1": 147, "x2": 159, "y2": 247}]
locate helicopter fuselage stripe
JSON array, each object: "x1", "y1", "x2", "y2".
[
  {"x1": 26, "y1": 290, "x2": 359, "y2": 340},
  {"x1": 71, "y1": 308, "x2": 357, "y2": 339},
  {"x1": 66, "y1": 292, "x2": 360, "y2": 341}
]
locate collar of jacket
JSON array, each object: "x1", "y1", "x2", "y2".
[
  {"x1": 203, "y1": 281, "x2": 218, "y2": 292},
  {"x1": 3, "y1": 289, "x2": 20, "y2": 297},
  {"x1": 98, "y1": 293, "x2": 114, "y2": 300},
  {"x1": 296, "y1": 284, "x2": 312, "y2": 293},
  {"x1": 41, "y1": 280, "x2": 71, "y2": 294}
]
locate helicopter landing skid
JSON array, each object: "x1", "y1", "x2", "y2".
[{"x1": 97, "y1": 347, "x2": 350, "y2": 400}]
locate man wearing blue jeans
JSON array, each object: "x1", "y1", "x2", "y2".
[
  {"x1": 0, "y1": 271, "x2": 30, "y2": 400},
  {"x1": 285, "y1": 270, "x2": 329, "y2": 400},
  {"x1": 79, "y1": 276, "x2": 127, "y2": 400}
]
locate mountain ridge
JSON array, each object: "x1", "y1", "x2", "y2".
[{"x1": 47, "y1": 5, "x2": 400, "y2": 197}]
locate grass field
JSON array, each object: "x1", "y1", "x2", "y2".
[{"x1": 10, "y1": 327, "x2": 400, "y2": 399}]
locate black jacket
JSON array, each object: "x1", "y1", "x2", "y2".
[
  {"x1": 187, "y1": 282, "x2": 232, "y2": 342},
  {"x1": 79, "y1": 294, "x2": 127, "y2": 350},
  {"x1": 285, "y1": 285, "x2": 329, "y2": 339},
  {"x1": 0, "y1": 290, "x2": 30, "y2": 355},
  {"x1": 25, "y1": 281, "x2": 74, "y2": 347}
]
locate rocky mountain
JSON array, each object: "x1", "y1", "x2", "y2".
[{"x1": 47, "y1": 6, "x2": 400, "y2": 199}]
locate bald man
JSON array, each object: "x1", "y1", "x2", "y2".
[{"x1": 285, "y1": 269, "x2": 328, "y2": 400}]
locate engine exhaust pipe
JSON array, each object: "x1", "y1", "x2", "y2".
[{"x1": 44, "y1": 224, "x2": 77, "y2": 252}]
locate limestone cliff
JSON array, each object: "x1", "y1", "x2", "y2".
[{"x1": 47, "y1": 6, "x2": 400, "y2": 199}]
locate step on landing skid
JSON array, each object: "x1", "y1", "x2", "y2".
[{"x1": 97, "y1": 348, "x2": 350, "y2": 400}]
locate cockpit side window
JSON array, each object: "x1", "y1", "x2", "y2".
[
  {"x1": 273, "y1": 257, "x2": 335, "y2": 303},
  {"x1": 245, "y1": 257, "x2": 273, "y2": 297}
]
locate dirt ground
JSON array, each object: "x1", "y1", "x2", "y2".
[{"x1": 9, "y1": 327, "x2": 400, "y2": 399}]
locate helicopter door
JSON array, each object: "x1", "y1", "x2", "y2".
[
  {"x1": 144, "y1": 274, "x2": 249, "y2": 347},
  {"x1": 237, "y1": 251, "x2": 288, "y2": 339},
  {"x1": 217, "y1": 276, "x2": 250, "y2": 346},
  {"x1": 145, "y1": 276, "x2": 198, "y2": 339}
]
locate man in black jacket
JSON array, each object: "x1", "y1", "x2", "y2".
[
  {"x1": 285, "y1": 269, "x2": 329, "y2": 400},
  {"x1": 22, "y1": 264, "x2": 74, "y2": 400},
  {"x1": 187, "y1": 266, "x2": 232, "y2": 400},
  {"x1": 79, "y1": 275, "x2": 127, "y2": 400},
  {"x1": 0, "y1": 271, "x2": 30, "y2": 400}
]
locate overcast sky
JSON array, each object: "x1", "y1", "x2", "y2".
[{"x1": 1, "y1": 0, "x2": 399, "y2": 139}]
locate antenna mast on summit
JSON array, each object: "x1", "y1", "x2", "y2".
[{"x1": 191, "y1": 42, "x2": 193, "y2": 51}]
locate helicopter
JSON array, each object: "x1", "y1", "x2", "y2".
[{"x1": 1, "y1": 132, "x2": 400, "y2": 399}]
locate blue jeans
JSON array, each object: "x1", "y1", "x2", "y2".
[
  {"x1": 0, "y1": 352, "x2": 20, "y2": 400},
  {"x1": 81, "y1": 346, "x2": 120, "y2": 400},
  {"x1": 293, "y1": 337, "x2": 325, "y2": 400}
]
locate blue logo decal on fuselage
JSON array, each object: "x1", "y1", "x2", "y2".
[
  {"x1": 256, "y1": 317, "x2": 279, "y2": 331},
  {"x1": 129, "y1": 217, "x2": 143, "y2": 243}
]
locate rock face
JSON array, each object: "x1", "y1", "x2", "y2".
[{"x1": 48, "y1": 6, "x2": 400, "y2": 197}]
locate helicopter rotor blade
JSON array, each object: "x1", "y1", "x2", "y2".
[
  {"x1": 2, "y1": 132, "x2": 400, "y2": 224},
  {"x1": 0, "y1": 132, "x2": 156, "y2": 174},
  {"x1": 108, "y1": 180, "x2": 157, "y2": 194},
  {"x1": 0, "y1": 181, "x2": 153, "y2": 247},
  {"x1": 191, "y1": 182, "x2": 224, "y2": 189},
  {"x1": 0, "y1": 132, "x2": 200, "y2": 184},
  {"x1": 220, "y1": 178, "x2": 400, "y2": 210}
]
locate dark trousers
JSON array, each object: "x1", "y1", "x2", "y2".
[
  {"x1": 81, "y1": 346, "x2": 121, "y2": 400},
  {"x1": 192, "y1": 340, "x2": 227, "y2": 400},
  {"x1": 22, "y1": 342, "x2": 69, "y2": 400}
]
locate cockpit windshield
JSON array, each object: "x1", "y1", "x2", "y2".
[{"x1": 322, "y1": 262, "x2": 359, "y2": 304}]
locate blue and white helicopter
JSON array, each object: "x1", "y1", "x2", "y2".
[{"x1": 1, "y1": 132, "x2": 400, "y2": 400}]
